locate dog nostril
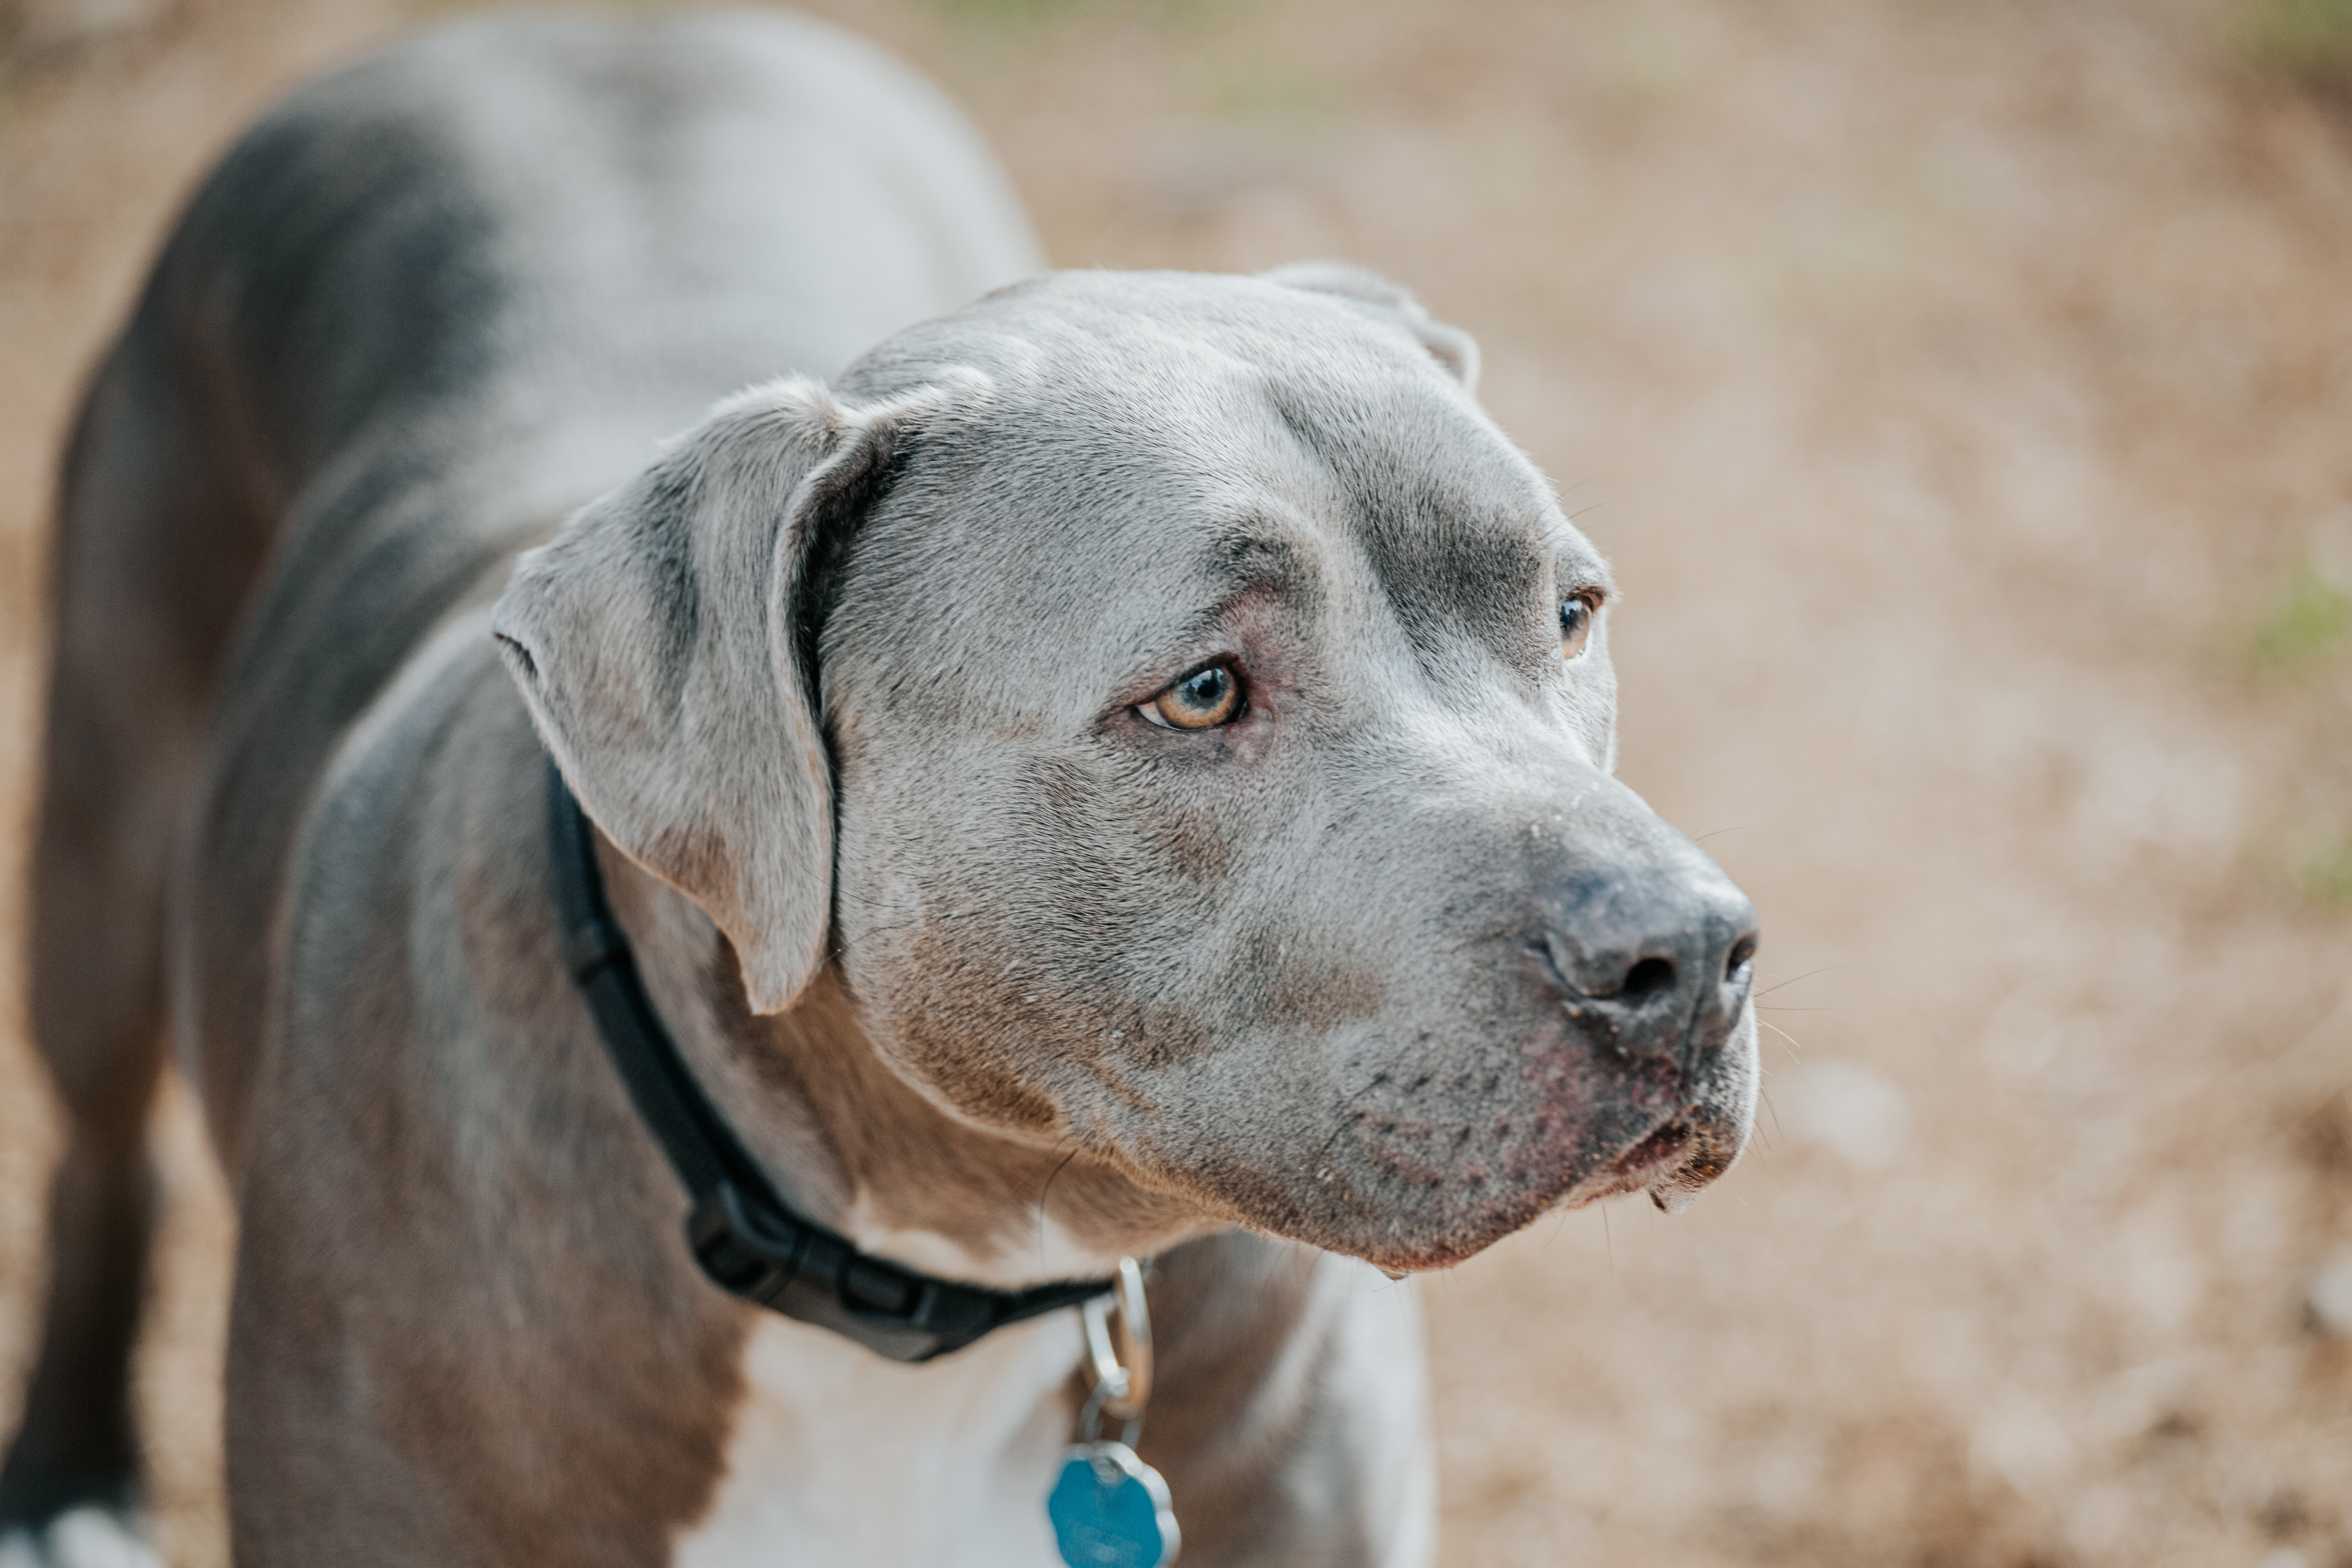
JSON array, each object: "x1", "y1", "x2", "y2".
[
  {"x1": 1620, "y1": 956, "x2": 1677, "y2": 1006},
  {"x1": 1725, "y1": 933, "x2": 1757, "y2": 984}
]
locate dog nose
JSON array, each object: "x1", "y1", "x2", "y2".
[{"x1": 1537, "y1": 854, "x2": 1758, "y2": 1066}]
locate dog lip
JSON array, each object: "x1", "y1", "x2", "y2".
[
  {"x1": 1357, "y1": 1116, "x2": 1705, "y2": 1274},
  {"x1": 1538, "y1": 1114, "x2": 1703, "y2": 1214},
  {"x1": 1604, "y1": 1116, "x2": 1695, "y2": 1180}
]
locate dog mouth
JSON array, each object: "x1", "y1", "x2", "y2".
[
  {"x1": 1111, "y1": 968, "x2": 1759, "y2": 1274},
  {"x1": 1557, "y1": 1111, "x2": 1727, "y2": 1216},
  {"x1": 1297, "y1": 1019, "x2": 1757, "y2": 1270},
  {"x1": 1339, "y1": 1111, "x2": 1726, "y2": 1274}
]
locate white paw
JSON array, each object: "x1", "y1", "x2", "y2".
[{"x1": 0, "y1": 1510, "x2": 163, "y2": 1568}]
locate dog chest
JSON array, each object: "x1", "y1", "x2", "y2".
[{"x1": 674, "y1": 1311, "x2": 1085, "y2": 1568}]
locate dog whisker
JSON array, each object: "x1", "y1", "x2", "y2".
[
  {"x1": 1033, "y1": 1141, "x2": 1085, "y2": 1240},
  {"x1": 1755, "y1": 964, "x2": 1843, "y2": 998}
]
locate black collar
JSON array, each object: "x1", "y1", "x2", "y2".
[{"x1": 545, "y1": 759, "x2": 1112, "y2": 1362}]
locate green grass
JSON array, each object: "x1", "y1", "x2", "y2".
[
  {"x1": 2250, "y1": 560, "x2": 2352, "y2": 676},
  {"x1": 2295, "y1": 829, "x2": 2352, "y2": 910},
  {"x1": 2238, "y1": 0, "x2": 2352, "y2": 80}
]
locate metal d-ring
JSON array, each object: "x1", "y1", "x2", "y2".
[{"x1": 1080, "y1": 1256, "x2": 1152, "y2": 1448}]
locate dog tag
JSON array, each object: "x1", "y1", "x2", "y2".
[{"x1": 1048, "y1": 1441, "x2": 1180, "y2": 1568}]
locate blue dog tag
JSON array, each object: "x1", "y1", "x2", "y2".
[{"x1": 1047, "y1": 1441, "x2": 1180, "y2": 1568}]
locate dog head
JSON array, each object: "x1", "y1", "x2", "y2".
[{"x1": 494, "y1": 266, "x2": 1758, "y2": 1273}]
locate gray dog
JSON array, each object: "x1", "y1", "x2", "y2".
[{"x1": 0, "y1": 11, "x2": 1758, "y2": 1567}]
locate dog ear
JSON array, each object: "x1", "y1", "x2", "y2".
[
  {"x1": 1261, "y1": 261, "x2": 1481, "y2": 392},
  {"x1": 492, "y1": 375, "x2": 954, "y2": 1015}
]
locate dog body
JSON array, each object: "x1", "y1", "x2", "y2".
[{"x1": 3, "y1": 12, "x2": 1755, "y2": 1566}]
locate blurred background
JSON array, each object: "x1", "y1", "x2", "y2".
[{"x1": 3, "y1": 0, "x2": 2350, "y2": 1562}]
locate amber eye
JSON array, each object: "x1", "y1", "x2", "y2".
[
  {"x1": 1143, "y1": 664, "x2": 1243, "y2": 730},
  {"x1": 1559, "y1": 594, "x2": 1600, "y2": 660}
]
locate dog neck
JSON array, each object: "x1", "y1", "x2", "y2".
[{"x1": 590, "y1": 840, "x2": 1211, "y2": 1291}]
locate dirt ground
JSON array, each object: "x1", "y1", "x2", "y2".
[{"x1": 3, "y1": 0, "x2": 2350, "y2": 1563}]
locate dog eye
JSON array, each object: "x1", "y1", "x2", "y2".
[
  {"x1": 1559, "y1": 594, "x2": 1600, "y2": 660},
  {"x1": 1142, "y1": 664, "x2": 1243, "y2": 730}
]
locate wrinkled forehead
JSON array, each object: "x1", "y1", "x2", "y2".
[{"x1": 826, "y1": 283, "x2": 1605, "y2": 710}]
